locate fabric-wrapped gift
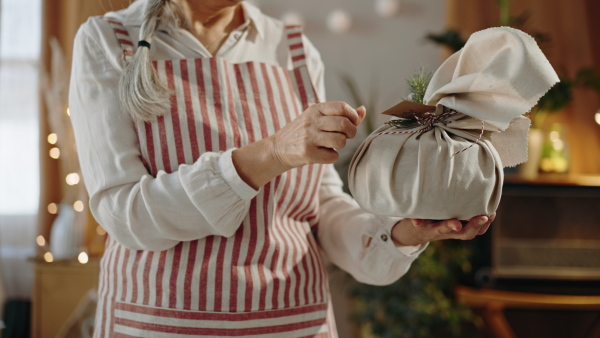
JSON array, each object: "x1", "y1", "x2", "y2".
[{"x1": 348, "y1": 27, "x2": 559, "y2": 220}]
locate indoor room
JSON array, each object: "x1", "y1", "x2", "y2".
[{"x1": 0, "y1": 0, "x2": 599, "y2": 337}]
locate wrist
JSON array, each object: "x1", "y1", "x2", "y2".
[
  {"x1": 265, "y1": 135, "x2": 294, "y2": 173},
  {"x1": 391, "y1": 218, "x2": 424, "y2": 247},
  {"x1": 232, "y1": 138, "x2": 290, "y2": 190}
]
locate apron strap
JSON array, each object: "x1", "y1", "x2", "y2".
[
  {"x1": 103, "y1": 16, "x2": 136, "y2": 63},
  {"x1": 284, "y1": 25, "x2": 321, "y2": 104},
  {"x1": 285, "y1": 25, "x2": 308, "y2": 69}
]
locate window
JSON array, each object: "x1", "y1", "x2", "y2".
[{"x1": 0, "y1": 0, "x2": 42, "y2": 300}]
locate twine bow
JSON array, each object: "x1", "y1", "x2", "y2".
[{"x1": 377, "y1": 110, "x2": 485, "y2": 156}]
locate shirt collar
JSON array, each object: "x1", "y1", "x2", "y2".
[{"x1": 118, "y1": 0, "x2": 264, "y2": 39}]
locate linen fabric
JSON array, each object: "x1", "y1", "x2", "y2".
[
  {"x1": 348, "y1": 27, "x2": 559, "y2": 220},
  {"x1": 69, "y1": 1, "x2": 426, "y2": 337},
  {"x1": 424, "y1": 27, "x2": 560, "y2": 131}
]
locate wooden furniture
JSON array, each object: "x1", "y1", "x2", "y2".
[
  {"x1": 32, "y1": 258, "x2": 99, "y2": 338},
  {"x1": 456, "y1": 285, "x2": 600, "y2": 338},
  {"x1": 492, "y1": 175, "x2": 600, "y2": 281}
]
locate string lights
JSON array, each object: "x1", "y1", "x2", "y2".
[
  {"x1": 65, "y1": 172, "x2": 80, "y2": 185},
  {"x1": 49, "y1": 147, "x2": 60, "y2": 159},
  {"x1": 43, "y1": 252, "x2": 54, "y2": 263},
  {"x1": 36, "y1": 235, "x2": 46, "y2": 247},
  {"x1": 78, "y1": 251, "x2": 89, "y2": 264},
  {"x1": 47, "y1": 203, "x2": 58, "y2": 214},
  {"x1": 42, "y1": 106, "x2": 93, "y2": 264},
  {"x1": 47, "y1": 133, "x2": 57, "y2": 144},
  {"x1": 73, "y1": 200, "x2": 84, "y2": 212}
]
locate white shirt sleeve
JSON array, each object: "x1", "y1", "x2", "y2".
[
  {"x1": 69, "y1": 22, "x2": 258, "y2": 252},
  {"x1": 316, "y1": 165, "x2": 427, "y2": 285}
]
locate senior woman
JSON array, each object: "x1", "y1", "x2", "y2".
[{"x1": 69, "y1": 0, "x2": 494, "y2": 336}]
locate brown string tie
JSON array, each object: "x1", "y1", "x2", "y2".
[{"x1": 378, "y1": 110, "x2": 485, "y2": 156}]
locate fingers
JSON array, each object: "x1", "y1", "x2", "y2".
[
  {"x1": 273, "y1": 101, "x2": 363, "y2": 167},
  {"x1": 316, "y1": 102, "x2": 361, "y2": 126},
  {"x1": 318, "y1": 116, "x2": 357, "y2": 139},
  {"x1": 410, "y1": 219, "x2": 425, "y2": 226},
  {"x1": 314, "y1": 131, "x2": 347, "y2": 150},
  {"x1": 478, "y1": 213, "x2": 495, "y2": 235},
  {"x1": 356, "y1": 105, "x2": 367, "y2": 125},
  {"x1": 409, "y1": 214, "x2": 495, "y2": 242},
  {"x1": 312, "y1": 146, "x2": 339, "y2": 164},
  {"x1": 452, "y1": 215, "x2": 489, "y2": 240}
]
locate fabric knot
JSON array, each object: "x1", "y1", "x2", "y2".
[
  {"x1": 379, "y1": 110, "x2": 484, "y2": 156},
  {"x1": 413, "y1": 110, "x2": 457, "y2": 130}
]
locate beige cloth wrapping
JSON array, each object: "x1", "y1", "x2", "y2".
[{"x1": 348, "y1": 27, "x2": 559, "y2": 220}]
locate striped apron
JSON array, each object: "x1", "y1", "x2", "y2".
[{"x1": 95, "y1": 18, "x2": 336, "y2": 337}]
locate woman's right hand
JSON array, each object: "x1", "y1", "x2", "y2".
[
  {"x1": 269, "y1": 102, "x2": 366, "y2": 169},
  {"x1": 232, "y1": 102, "x2": 366, "y2": 190}
]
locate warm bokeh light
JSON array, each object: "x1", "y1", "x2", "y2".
[
  {"x1": 78, "y1": 252, "x2": 89, "y2": 264},
  {"x1": 66, "y1": 107, "x2": 70, "y2": 116},
  {"x1": 96, "y1": 226, "x2": 107, "y2": 236},
  {"x1": 49, "y1": 147, "x2": 60, "y2": 159},
  {"x1": 47, "y1": 133, "x2": 58, "y2": 144},
  {"x1": 66, "y1": 173, "x2": 80, "y2": 185},
  {"x1": 326, "y1": 10, "x2": 352, "y2": 34},
  {"x1": 44, "y1": 252, "x2": 54, "y2": 263},
  {"x1": 375, "y1": 0, "x2": 401, "y2": 18},
  {"x1": 595, "y1": 111, "x2": 600, "y2": 125},
  {"x1": 73, "y1": 200, "x2": 84, "y2": 212},
  {"x1": 281, "y1": 11, "x2": 304, "y2": 27},
  {"x1": 36, "y1": 235, "x2": 46, "y2": 247},
  {"x1": 47, "y1": 203, "x2": 58, "y2": 214}
]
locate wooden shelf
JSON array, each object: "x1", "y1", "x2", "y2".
[{"x1": 505, "y1": 174, "x2": 600, "y2": 187}]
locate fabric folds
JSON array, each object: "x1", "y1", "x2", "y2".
[{"x1": 348, "y1": 27, "x2": 559, "y2": 220}]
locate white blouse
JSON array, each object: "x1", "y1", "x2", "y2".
[{"x1": 69, "y1": 0, "x2": 426, "y2": 286}]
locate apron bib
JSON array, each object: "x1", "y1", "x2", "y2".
[{"x1": 93, "y1": 17, "x2": 336, "y2": 338}]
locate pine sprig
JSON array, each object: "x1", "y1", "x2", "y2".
[
  {"x1": 406, "y1": 66, "x2": 433, "y2": 104},
  {"x1": 386, "y1": 67, "x2": 434, "y2": 129}
]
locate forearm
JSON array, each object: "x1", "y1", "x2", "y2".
[{"x1": 86, "y1": 150, "x2": 257, "y2": 251}]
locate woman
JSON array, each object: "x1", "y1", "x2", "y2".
[{"x1": 69, "y1": 0, "x2": 494, "y2": 336}]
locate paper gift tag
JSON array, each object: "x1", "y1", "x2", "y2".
[{"x1": 381, "y1": 100, "x2": 437, "y2": 118}]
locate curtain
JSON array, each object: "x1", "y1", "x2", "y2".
[
  {"x1": 446, "y1": 0, "x2": 600, "y2": 176},
  {"x1": 38, "y1": 0, "x2": 130, "y2": 252}
]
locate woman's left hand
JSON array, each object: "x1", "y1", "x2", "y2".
[{"x1": 391, "y1": 214, "x2": 496, "y2": 246}]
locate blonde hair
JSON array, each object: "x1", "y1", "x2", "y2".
[{"x1": 119, "y1": 0, "x2": 187, "y2": 121}]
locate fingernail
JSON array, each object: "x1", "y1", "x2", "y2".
[{"x1": 478, "y1": 217, "x2": 488, "y2": 226}]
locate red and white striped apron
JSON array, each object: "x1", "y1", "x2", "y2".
[{"x1": 95, "y1": 18, "x2": 336, "y2": 337}]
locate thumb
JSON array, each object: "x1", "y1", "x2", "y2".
[{"x1": 356, "y1": 105, "x2": 367, "y2": 125}]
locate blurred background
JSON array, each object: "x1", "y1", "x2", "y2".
[{"x1": 0, "y1": 0, "x2": 599, "y2": 337}]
